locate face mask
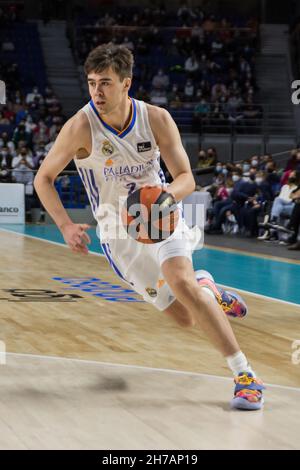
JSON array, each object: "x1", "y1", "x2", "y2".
[
  {"x1": 288, "y1": 177, "x2": 296, "y2": 184},
  {"x1": 251, "y1": 160, "x2": 258, "y2": 166},
  {"x1": 232, "y1": 175, "x2": 240, "y2": 182},
  {"x1": 216, "y1": 165, "x2": 222, "y2": 173},
  {"x1": 222, "y1": 168, "x2": 228, "y2": 176},
  {"x1": 243, "y1": 164, "x2": 250, "y2": 172},
  {"x1": 255, "y1": 178, "x2": 263, "y2": 184},
  {"x1": 1, "y1": 151, "x2": 8, "y2": 156},
  {"x1": 243, "y1": 176, "x2": 250, "y2": 182}
]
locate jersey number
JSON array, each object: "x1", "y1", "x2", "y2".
[{"x1": 125, "y1": 183, "x2": 136, "y2": 195}]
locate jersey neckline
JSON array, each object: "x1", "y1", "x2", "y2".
[{"x1": 89, "y1": 97, "x2": 137, "y2": 139}]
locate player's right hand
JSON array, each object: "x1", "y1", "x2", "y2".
[{"x1": 60, "y1": 223, "x2": 91, "y2": 254}]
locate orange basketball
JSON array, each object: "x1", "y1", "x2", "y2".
[{"x1": 122, "y1": 186, "x2": 179, "y2": 244}]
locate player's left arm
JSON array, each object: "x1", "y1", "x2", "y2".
[{"x1": 148, "y1": 105, "x2": 195, "y2": 201}]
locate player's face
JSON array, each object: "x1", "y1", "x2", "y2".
[{"x1": 87, "y1": 68, "x2": 131, "y2": 115}]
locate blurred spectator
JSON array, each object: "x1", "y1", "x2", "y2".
[
  {"x1": 151, "y1": 69, "x2": 170, "y2": 90},
  {"x1": 0, "y1": 146, "x2": 13, "y2": 182},
  {"x1": 26, "y1": 87, "x2": 44, "y2": 106},
  {"x1": 258, "y1": 171, "x2": 300, "y2": 241},
  {"x1": 183, "y1": 78, "x2": 195, "y2": 101},
  {"x1": 184, "y1": 53, "x2": 199, "y2": 76},
  {"x1": 239, "y1": 171, "x2": 272, "y2": 237},
  {"x1": 270, "y1": 171, "x2": 300, "y2": 223},
  {"x1": 12, "y1": 121, "x2": 32, "y2": 149},
  {"x1": 12, "y1": 147, "x2": 34, "y2": 188}
]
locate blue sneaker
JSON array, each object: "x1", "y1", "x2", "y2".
[
  {"x1": 195, "y1": 270, "x2": 248, "y2": 318},
  {"x1": 231, "y1": 372, "x2": 265, "y2": 410}
]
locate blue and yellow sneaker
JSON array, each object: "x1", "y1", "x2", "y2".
[
  {"x1": 195, "y1": 270, "x2": 248, "y2": 318},
  {"x1": 231, "y1": 372, "x2": 265, "y2": 410}
]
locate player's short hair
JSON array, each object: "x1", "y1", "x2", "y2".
[{"x1": 84, "y1": 43, "x2": 134, "y2": 81}]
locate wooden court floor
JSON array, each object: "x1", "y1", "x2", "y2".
[{"x1": 0, "y1": 230, "x2": 300, "y2": 449}]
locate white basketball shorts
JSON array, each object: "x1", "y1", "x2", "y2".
[{"x1": 100, "y1": 218, "x2": 202, "y2": 311}]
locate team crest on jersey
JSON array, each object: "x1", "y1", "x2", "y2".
[
  {"x1": 145, "y1": 287, "x2": 157, "y2": 298},
  {"x1": 102, "y1": 140, "x2": 114, "y2": 157}
]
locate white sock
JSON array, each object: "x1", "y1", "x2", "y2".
[
  {"x1": 226, "y1": 351, "x2": 256, "y2": 377},
  {"x1": 201, "y1": 286, "x2": 217, "y2": 301}
]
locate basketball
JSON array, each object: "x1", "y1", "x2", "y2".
[{"x1": 122, "y1": 186, "x2": 179, "y2": 244}]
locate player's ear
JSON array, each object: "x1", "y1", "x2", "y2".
[{"x1": 124, "y1": 78, "x2": 131, "y2": 90}]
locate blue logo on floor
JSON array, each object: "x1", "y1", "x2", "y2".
[{"x1": 52, "y1": 277, "x2": 144, "y2": 303}]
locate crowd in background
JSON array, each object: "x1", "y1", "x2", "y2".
[
  {"x1": 197, "y1": 147, "x2": 300, "y2": 249},
  {"x1": 75, "y1": 3, "x2": 261, "y2": 132}
]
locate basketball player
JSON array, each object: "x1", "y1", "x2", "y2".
[{"x1": 34, "y1": 44, "x2": 264, "y2": 410}]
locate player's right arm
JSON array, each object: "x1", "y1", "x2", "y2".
[{"x1": 34, "y1": 111, "x2": 91, "y2": 254}]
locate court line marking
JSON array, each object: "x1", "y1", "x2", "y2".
[
  {"x1": 6, "y1": 352, "x2": 300, "y2": 393},
  {"x1": 1, "y1": 227, "x2": 299, "y2": 307},
  {"x1": 0, "y1": 227, "x2": 105, "y2": 256}
]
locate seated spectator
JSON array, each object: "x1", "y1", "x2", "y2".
[
  {"x1": 265, "y1": 161, "x2": 281, "y2": 196},
  {"x1": 193, "y1": 99, "x2": 210, "y2": 130},
  {"x1": 216, "y1": 176, "x2": 231, "y2": 201},
  {"x1": 274, "y1": 184, "x2": 300, "y2": 250},
  {"x1": 270, "y1": 171, "x2": 299, "y2": 223},
  {"x1": 33, "y1": 120, "x2": 50, "y2": 145},
  {"x1": 211, "y1": 80, "x2": 227, "y2": 102},
  {"x1": 0, "y1": 131, "x2": 15, "y2": 153},
  {"x1": 0, "y1": 111, "x2": 10, "y2": 125},
  {"x1": 205, "y1": 173, "x2": 227, "y2": 201},
  {"x1": 258, "y1": 171, "x2": 300, "y2": 240},
  {"x1": 281, "y1": 150, "x2": 300, "y2": 185},
  {"x1": 135, "y1": 85, "x2": 150, "y2": 102},
  {"x1": 260, "y1": 154, "x2": 274, "y2": 170},
  {"x1": 184, "y1": 53, "x2": 199, "y2": 76},
  {"x1": 183, "y1": 78, "x2": 195, "y2": 101},
  {"x1": 205, "y1": 167, "x2": 258, "y2": 234},
  {"x1": 0, "y1": 146, "x2": 13, "y2": 182},
  {"x1": 169, "y1": 93, "x2": 183, "y2": 109},
  {"x1": 242, "y1": 160, "x2": 251, "y2": 174},
  {"x1": 34, "y1": 142, "x2": 47, "y2": 168},
  {"x1": 239, "y1": 171, "x2": 272, "y2": 237},
  {"x1": 250, "y1": 155, "x2": 260, "y2": 168},
  {"x1": 242, "y1": 97, "x2": 262, "y2": 124},
  {"x1": 26, "y1": 87, "x2": 44, "y2": 106},
  {"x1": 196, "y1": 149, "x2": 208, "y2": 169},
  {"x1": 149, "y1": 88, "x2": 168, "y2": 107},
  {"x1": 151, "y1": 68, "x2": 170, "y2": 90},
  {"x1": 206, "y1": 147, "x2": 218, "y2": 166},
  {"x1": 286, "y1": 186, "x2": 300, "y2": 250},
  {"x1": 12, "y1": 147, "x2": 35, "y2": 191}
]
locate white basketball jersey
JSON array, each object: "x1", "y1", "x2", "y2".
[{"x1": 74, "y1": 98, "x2": 166, "y2": 239}]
